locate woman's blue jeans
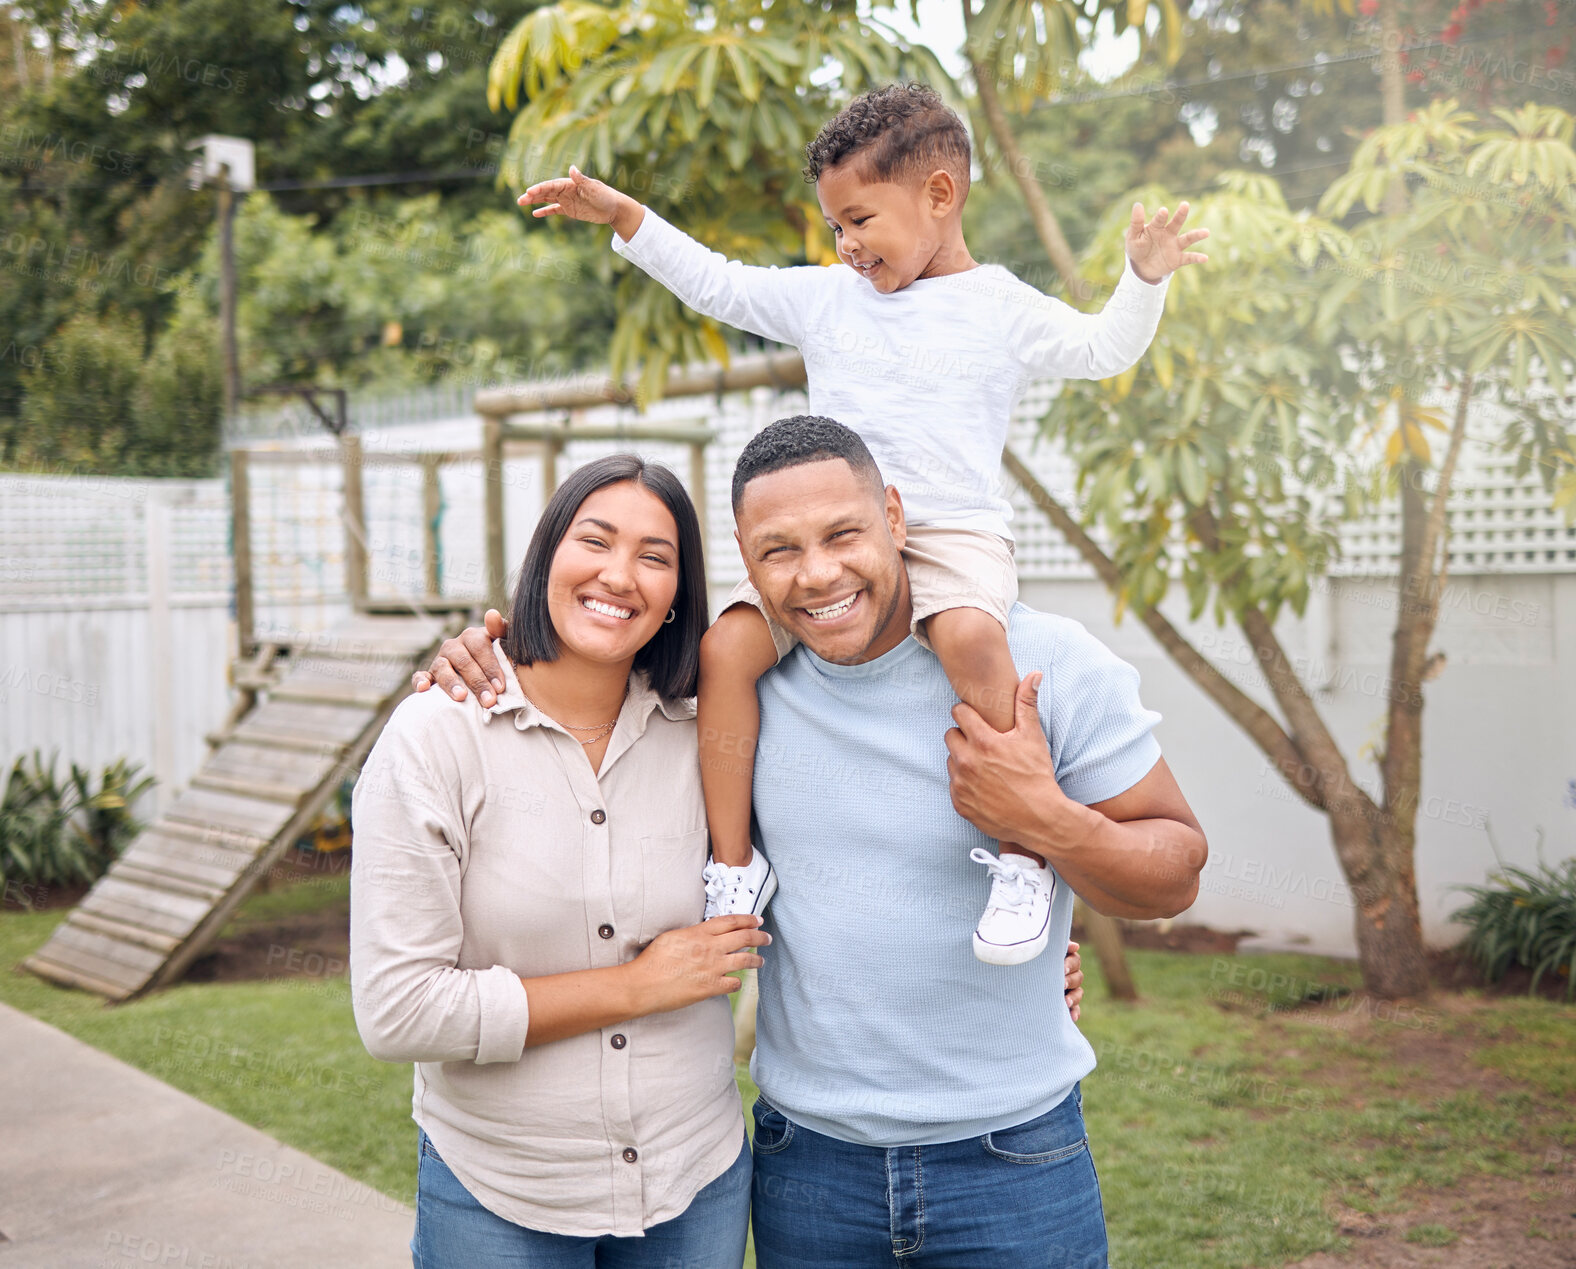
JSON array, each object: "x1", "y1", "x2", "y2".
[
  {"x1": 411, "y1": 1130, "x2": 752, "y2": 1268},
  {"x1": 749, "y1": 1084, "x2": 1108, "y2": 1268}
]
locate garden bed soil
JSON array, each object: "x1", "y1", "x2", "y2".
[{"x1": 183, "y1": 850, "x2": 352, "y2": 986}]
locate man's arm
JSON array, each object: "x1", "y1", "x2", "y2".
[{"x1": 945, "y1": 673, "x2": 1206, "y2": 920}]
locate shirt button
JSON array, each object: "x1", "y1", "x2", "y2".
[
  {"x1": 590, "y1": 809, "x2": 606, "y2": 825},
  {"x1": 610, "y1": 1034, "x2": 626, "y2": 1050},
  {"x1": 622, "y1": 1147, "x2": 638, "y2": 1164},
  {"x1": 598, "y1": 924, "x2": 615, "y2": 940}
]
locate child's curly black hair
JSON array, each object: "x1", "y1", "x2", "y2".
[{"x1": 802, "y1": 83, "x2": 971, "y2": 190}]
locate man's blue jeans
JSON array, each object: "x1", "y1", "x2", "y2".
[
  {"x1": 411, "y1": 1129, "x2": 752, "y2": 1268},
  {"x1": 749, "y1": 1085, "x2": 1108, "y2": 1268}
]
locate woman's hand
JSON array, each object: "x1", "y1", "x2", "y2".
[
  {"x1": 414, "y1": 609, "x2": 510, "y2": 707},
  {"x1": 626, "y1": 915, "x2": 770, "y2": 1014},
  {"x1": 1064, "y1": 941, "x2": 1084, "y2": 1024}
]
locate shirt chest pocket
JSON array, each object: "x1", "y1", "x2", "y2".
[{"x1": 638, "y1": 828, "x2": 709, "y2": 943}]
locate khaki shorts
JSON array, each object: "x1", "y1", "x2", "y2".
[{"x1": 726, "y1": 526, "x2": 1018, "y2": 661}]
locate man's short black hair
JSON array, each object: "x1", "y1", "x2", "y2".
[
  {"x1": 803, "y1": 83, "x2": 971, "y2": 191},
  {"x1": 504, "y1": 453, "x2": 707, "y2": 702},
  {"x1": 732, "y1": 415, "x2": 884, "y2": 513}
]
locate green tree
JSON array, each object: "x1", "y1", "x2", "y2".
[
  {"x1": 131, "y1": 291, "x2": 224, "y2": 477},
  {"x1": 13, "y1": 308, "x2": 144, "y2": 472},
  {"x1": 484, "y1": 0, "x2": 1571, "y2": 998},
  {"x1": 1040, "y1": 101, "x2": 1576, "y2": 997},
  {"x1": 486, "y1": 0, "x2": 951, "y2": 399}
]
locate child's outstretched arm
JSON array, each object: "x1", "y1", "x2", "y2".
[
  {"x1": 520, "y1": 165, "x2": 645, "y2": 242},
  {"x1": 518, "y1": 167, "x2": 818, "y2": 350},
  {"x1": 1009, "y1": 201, "x2": 1209, "y2": 382}
]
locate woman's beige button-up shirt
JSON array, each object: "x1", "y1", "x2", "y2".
[{"x1": 349, "y1": 642, "x2": 743, "y2": 1238}]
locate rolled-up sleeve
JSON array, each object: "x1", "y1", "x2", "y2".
[{"x1": 349, "y1": 704, "x2": 531, "y2": 1065}]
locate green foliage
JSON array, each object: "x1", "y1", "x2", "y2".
[
  {"x1": 486, "y1": 0, "x2": 953, "y2": 399},
  {"x1": 1051, "y1": 100, "x2": 1576, "y2": 626},
  {"x1": 5, "y1": 298, "x2": 223, "y2": 477},
  {"x1": 206, "y1": 191, "x2": 613, "y2": 391},
  {"x1": 1452, "y1": 845, "x2": 1576, "y2": 1001},
  {"x1": 963, "y1": 0, "x2": 1186, "y2": 104},
  {"x1": 132, "y1": 293, "x2": 225, "y2": 477},
  {"x1": 0, "y1": 751, "x2": 154, "y2": 889},
  {"x1": 13, "y1": 308, "x2": 145, "y2": 473}
]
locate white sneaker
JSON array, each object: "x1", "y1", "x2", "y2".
[
  {"x1": 702, "y1": 849, "x2": 778, "y2": 920},
  {"x1": 970, "y1": 847, "x2": 1054, "y2": 965}
]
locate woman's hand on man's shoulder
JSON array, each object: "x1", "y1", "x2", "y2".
[{"x1": 414, "y1": 609, "x2": 510, "y2": 708}]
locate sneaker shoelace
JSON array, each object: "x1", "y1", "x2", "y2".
[
  {"x1": 969, "y1": 847, "x2": 1040, "y2": 917},
  {"x1": 703, "y1": 861, "x2": 749, "y2": 905}
]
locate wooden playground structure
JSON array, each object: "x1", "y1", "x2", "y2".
[{"x1": 24, "y1": 353, "x2": 803, "y2": 1000}]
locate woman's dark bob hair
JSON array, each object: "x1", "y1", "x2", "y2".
[{"x1": 502, "y1": 454, "x2": 708, "y2": 702}]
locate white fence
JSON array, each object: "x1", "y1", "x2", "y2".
[{"x1": 4, "y1": 376, "x2": 1574, "y2": 953}]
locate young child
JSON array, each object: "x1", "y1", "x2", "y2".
[{"x1": 521, "y1": 84, "x2": 1207, "y2": 965}]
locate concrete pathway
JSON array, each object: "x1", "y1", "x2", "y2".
[{"x1": 0, "y1": 1003, "x2": 413, "y2": 1268}]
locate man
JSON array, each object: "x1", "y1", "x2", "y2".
[{"x1": 419, "y1": 416, "x2": 1207, "y2": 1267}]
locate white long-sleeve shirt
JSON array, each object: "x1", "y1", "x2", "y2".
[{"x1": 613, "y1": 211, "x2": 1171, "y2": 540}]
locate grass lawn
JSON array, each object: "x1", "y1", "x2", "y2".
[{"x1": 4, "y1": 878, "x2": 1574, "y2": 1267}]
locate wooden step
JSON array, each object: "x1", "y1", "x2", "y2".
[
  {"x1": 22, "y1": 952, "x2": 140, "y2": 1000},
  {"x1": 31, "y1": 922, "x2": 164, "y2": 998},
  {"x1": 69, "y1": 911, "x2": 184, "y2": 955},
  {"x1": 77, "y1": 876, "x2": 211, "y2": 940},
  {"x1": 199, "y1": 741, "x2": 345, "y2": 793},
  {"x1": 162, "y1": 786, "x2": 298, "y2": 841},
  {"x1": 113, "y1": 862, "x2": 232, "y2": 903},
  {"x1": 190, "y1": 773, "x2": 311, "y2": 805},
  {"x1": 271, "y1": 615, "x2": 454, "y2": 659},
  {"x1": 152, "y1": 819, "x2": 270, "y2": 855},
  {"x1": 230, "y1": 699, "x2": 377, "y2": 749}
]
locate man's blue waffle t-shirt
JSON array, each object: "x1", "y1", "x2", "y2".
[{"x1": 750, "y1": 603, "x2": 1163, "y2": 1147}]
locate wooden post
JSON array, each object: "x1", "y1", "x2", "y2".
[
  {"x1": 689, "y1": 437, "x2": 709, "y2": 574},
  {"x1": 422, "y1": 455, "x2": 442, "y2": 600},
  {"x1": 541, "y1": 433, "x2": 562, "y2": 513},
  {"x1": 144, "y1": 490, "x2": 177, "y2": 818},
  {"x1": 341, "y1": 434, "x2": 368, "y2": 609},
  {"x1": 216, "y1": 166, "x2": 239, "y2": 420},
  {"x1": 230, "y1": 448, "x2": 253, "y2": 660},
  {"x1": 1076, "y1": 900, "x2": 1138, "y2": 1001},
  {"x1": 483, "y1": 415, "x2": 506, "y2": 612}
]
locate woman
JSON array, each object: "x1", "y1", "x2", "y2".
[{"x1": 350, "y1": 454, "x2": 766, "y2": 1267}]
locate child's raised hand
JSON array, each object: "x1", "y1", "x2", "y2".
[
  {"x1": 518, "y1": 165, "x2": 623, "y2": 224},
  {"x1": 1125, "y1": 202, "x2": 1209, "y2": 284}
]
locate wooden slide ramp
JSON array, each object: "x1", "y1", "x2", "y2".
[{"x1": 25, "y1": 612, "x2": 464, "y2": 1001}]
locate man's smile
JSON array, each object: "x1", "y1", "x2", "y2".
[{"x1": 800, "y1": 591, "x2": 862, "y2": 623}]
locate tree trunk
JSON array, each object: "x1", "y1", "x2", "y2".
[
  {"x1": 1332, "y1": 808, "x2": 1430, "y2": 997},
  {"x1": 960, "y1": 0, "x2": 1087, "y2": 299}
]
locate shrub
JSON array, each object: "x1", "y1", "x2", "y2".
[
  {"x1": 0, "y1": 751, "x2": 154, "y2": 889},
  {"x1": 1452, "y1": 838, "x2": 1576, "y2": 1001},
  {"x1": 14, "y1": 309, "x2": 145, "y2": 472}
]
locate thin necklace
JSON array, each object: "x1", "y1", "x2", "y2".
[{"x1": 517, "y1": 684, "x2": 621, "y2": 746}]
